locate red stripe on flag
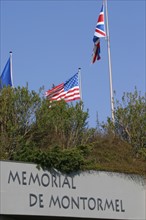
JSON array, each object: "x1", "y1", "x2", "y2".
[
  {"x1": 95, "y1": 29, "x2": 106, "y2": 37},
  {"x1": 97, "y1": 14, "x2": 104, "y2": 23},
  {"x1": 45, "y1": 83, "x2": 64, "y2": 97},
  {"x1": 49, "y1": 87, "x2": 80, "y2": 103}
]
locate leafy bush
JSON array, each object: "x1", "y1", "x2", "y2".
[
  {"x1": 0, "y1": 86, "x2": 146, "y2": 176},
  {"x1": 13, "y1": 145, "x2": 92, "y2": 173},
  {"x1": 103, "y1": 88, "x2": 146, "y2": 151}
]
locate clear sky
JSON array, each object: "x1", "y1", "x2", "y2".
[{"x1": 0, "y1": 0, "x2": 145, "y2": 128}]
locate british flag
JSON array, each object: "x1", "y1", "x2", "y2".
[
  {"x1": 94, "y1": 4, "x2": 106, "y2": 38},
  {"x1": 92, "y1": 3, "x2": 106, "y2": 64},
  {"x1": 91, "y1": 38, "x2": 101, "y2": 64}
]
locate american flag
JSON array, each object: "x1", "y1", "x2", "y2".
[
  {"x1": 45, "y1": 73, "x2": 81, "y2": 103},
  {"x1": 92, "y1": 4, "x2": 106, "y2": 64}
]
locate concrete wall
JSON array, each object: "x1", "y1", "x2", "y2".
[{"x1": 0, "y1": 161, "x2": 146, "y2": 220}]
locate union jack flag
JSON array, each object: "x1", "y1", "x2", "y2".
[
  {"x1": 91, "y1": 38, "x2": 101, "y2": 64},
  {"x1": 91, "y1": 3, "x2": 106, "y2": 64}
]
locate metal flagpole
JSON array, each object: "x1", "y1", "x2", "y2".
[
  {"x1": 104, "y1": 0, "x2": 115, "y2": 121},
  {"x1": 9, "y1": 51, "x2": 14, "y2": 87},
  {"x1": 78, "y1": 67, "x2": 82, "y2": 101},
  {"x1": 78, "y1": 67, "x2": 83, "y2": 110}
]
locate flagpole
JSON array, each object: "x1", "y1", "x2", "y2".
[
  {"x1": 78, "y1": 67, "x2": 82, "y2": 101},
  {"x1": 104, "y1": 0, "x2": 115, "y2": 121},
  {"x1": 9, "y1": 51, "x2": 14, "y2": 87}
]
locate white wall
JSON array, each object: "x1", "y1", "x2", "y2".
[{"x1": 0, "y1": 161, "x2": 146, "y2": 220}]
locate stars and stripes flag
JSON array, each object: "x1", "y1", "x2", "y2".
[
  {"x1": 91, "y1": 3, "x2": 106, "y2": 64},
  {"x1": 45, "y1": 72, "x2": 81, "y2": 103}
]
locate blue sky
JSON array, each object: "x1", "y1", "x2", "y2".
[{"x1": 0, "y1": 0, "x2": 145, "y2": 128}]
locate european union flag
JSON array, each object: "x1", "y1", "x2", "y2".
[{"x1": 0, "y1": 58, "x2": 12, "y2": 89}]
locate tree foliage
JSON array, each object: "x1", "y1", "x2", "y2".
[
  {"x1": 33, "y1": 100, "x2": 89, "y2": 149},
  {"x1": 104, "y1": 88, "x2": 146, "y2": 151},
  {"x1": 0, "y1": 86, "x2": 41, "y2": 159},
  {"x1": 0, "y1": 86, "x2": 90, "y2": 160},
  {"x1": 0, "y1": 86, "x2": 145, "y2": 175}
]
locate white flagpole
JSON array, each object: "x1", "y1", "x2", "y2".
[
  {"x1": 9, "y1": 51, "x2": 14, "y2": 87},
  {"x1": 78, "y1": 67, "x2": 82, "y2": 101},
  {"x1": 104, "y1": 0, "x2": 115, "y2": 121}
]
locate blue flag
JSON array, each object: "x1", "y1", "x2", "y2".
[{"x1": 0, "y1": 58, "x2": 12, "y2": 89}]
